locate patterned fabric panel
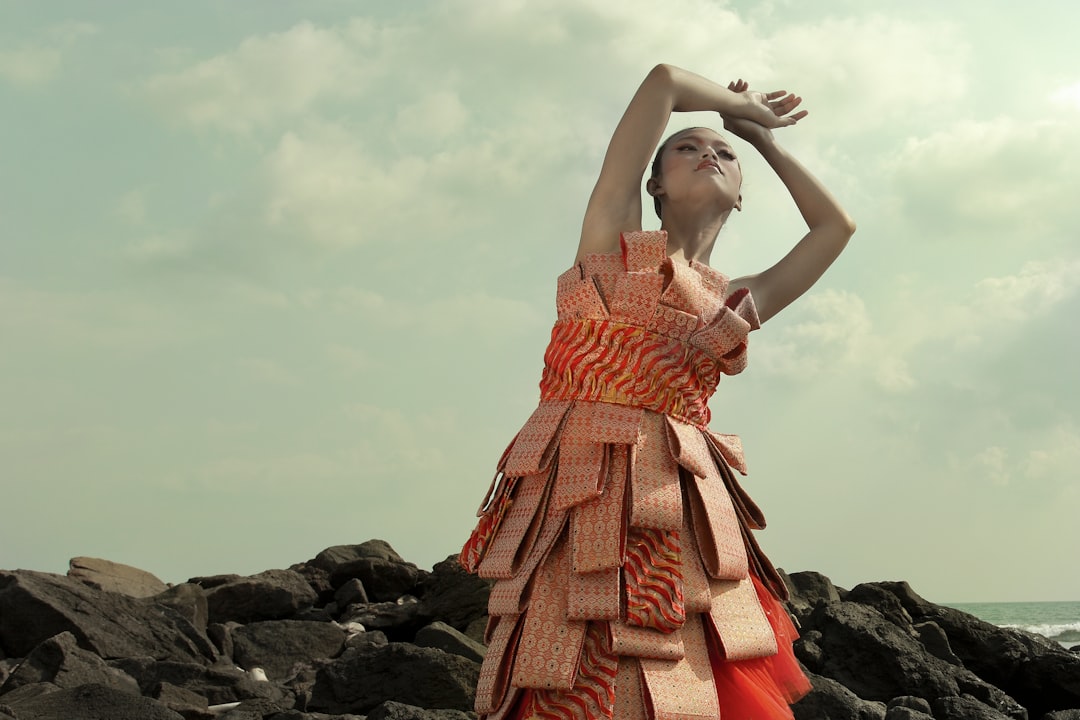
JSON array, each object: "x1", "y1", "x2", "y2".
[
  {"x1": 556, "y1": 264, "x2": 608, "y2": 320},
  {"x1": 613, "y1": 657, "x2": 648, "y2": 720},
  {"x1": 551, "y1": 439, "x2": 606, "y2": 513},
  {"x1": 639, "y1": 614, "x2": 720, "y2": 720},
  {"x1": 488, "y1": 512, "x2": 568, "y2": 617},
  {"x1": 647, "y1": 304, "x2": 699, "y2": 343},
  {"x1": 567, "y1": 565, "x2": 620, "y2": 621},
  {"x1": 687, "y1": 261, "x2": 730, "y2": 324},
  {"x1": 477, "y1": 472, "x2": 550, "y2": 580},
  {"x1": 459, "y1": 475, "x2": 518, "y2": 574},
  {"x1": 685, "y1": 467, "x2": 748, "y2": 581},
  {"x1": 570, "y1": 444, "x2": 628, "y2": 573},
  {"x1": 501, "y1": 400, "x2": 573, "y2": 477},
  {"x1": 677, "y1": 496, "x2": 712, "y2": 614},
  {"x1": 624, "y1": 527, "x2": 686, "y2": 633},
  {"x1": 657, "y1": 260, "x2": 720, "y2": 324},
  {"x1": 663, "y1": 418, "x2": 714, "y2": 479},
  {"x1": 620, "y1": 231, "x2": 668, "y2": 272},
  {"x1": 609, "y1": 272, "x2": 664, "y2": 325},
  {"x1": 475, "y1": 613, "x2": 524, "y2": 714},
  {"x1": 511, "y1": 534, "x2": 588, "y2": 691},
  {"x1": 523, "y1": 622, "x2": 618, "y2": 720},
  {"x1": 704, "y1": 429, "x2": 748, "y2": 475},
  {"x1": 629, "y1": 412, "x2": 683, "y2": 531},
  {"x1": 609, "y1": 621, "x2": 684, "y2": 660},
  {"x1": 706, "y1": 576, "x2": 779, "y2": 661}
]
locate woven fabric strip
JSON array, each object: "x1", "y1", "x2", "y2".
[
  {"x1": 502, "y1": 400, "x2": 572, "y2": 477},
  {"x1": 475, "y1": 613, "x2": 523, "y2": 714},
  {"x1": 613, "y1": 658, "x2": 648, "y2": 720},
  {"x1": 477, "y1": 472, "x2": 549, "y2": 580},
  {"x1": 706, "y1": 576, "x2": 779, "y2": 661},
  {"x1": 567, "y1": 566, "x2": 621, "y2": 621},
  {"x1": 523, "y1": 622, "x2": 618, "y2": 720},
  {"x1": 639, "y1": 614, "x2": 720, "y2": 720},
  {"x1": 629, "y1": 412, "x2": 683, "y2": 531},
  {"x1": 570, "y1": 444, "x2": 628, "y2": 574},
  {"x1": 623, "y1": 527, "x2": 686, "y2": 633}
]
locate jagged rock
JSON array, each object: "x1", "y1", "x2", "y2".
[
  {"x1": 68, "y1": 556, "x2": 169, "y2": 598},
  {"x1": 292, "y1": 564, "x2": 336, "y2": 605},
  {"x1": 207, "y1": 622, "x2": 239, "y2": 662},
  {"x1": 785, "y1": 570, "x2": 843, "y2": 609},
  {"x1": 914, "y1": 620, "x2": 962, "y2": 665},
  {"x1": 338, "y1": 596, "x2": 423, "y2": 641},
  {"x1": 794, "y1": 629, "x2": 825, "y2": 673},
  {"x1": 792, "y1": 672, "x2": 886, "y2": 720},
  {"x1": 802, "y1": 599, "x2": 1024, "y2": 717},
  {"x1": 367, "y1": 700, "x2": 475, "y2": 719},
  {"x1": 875, "y1": 581, "x2": 1080, "y2": 716},
  {"x1": 265, "y1": 712, "x2": 365, "y2": 720},
  {"x1": 0, "y1": 631, "x2": 139, "y2": 695},
  {"x1": 232, "y1": 620, "x2": 346, "y2": 681},
  {"x1": 344, "y1": 630, "x2": 389, "y2": 651},
  {"x1": 0, "y1": 682, "x2": 58, "y2": 707},
  {"x1": 933, "y1": 693, "x2": 1016, "y2": 720},
  {"x1": 4, "y1": 682, "x2": 185, "y2": 719},
  {"x1": 201, "y1": 570, "x2": 317, "y2": 624},
  {"x1": 417, "y1": 556, "x2": 492, "y2": 634},
  {"x1": 147, "y1": 583, "x2": 210, "y2": 634},
  {"x1": 311, "y1": 540, "x2": 427, "y2": 602},
  {"x1": 0, "y1": 570, "x2": 215, "y2": 663},
  {"x1": 885, "y1": 696, "x2": 934, "y2": 720},
  {"x1": 113, "y1": 657, "x2": 291, "y2": 707},
  {"x1": 188, "y1": 573, "x2": 241, "y2": 589},
  {"x1": 847, "y1": 583, "x2": 916, "y2": 633},
  {"x1": 308, "y1": 643, "x2": 480, "y2": 714},
  {"x1": 414, "y1": 622, "x2": 486, "y2": 663},
  {"x1": 335, "y1": 578, "x2": 369, "y2": 608},
  {"x1": 1045, "y1": 711, "x2": 1080, "y2": 720},
  {"x1": 153, "y1": 681, "x2": 210, "y2": 717}
]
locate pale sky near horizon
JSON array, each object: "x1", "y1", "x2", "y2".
[{"x1": 2, "y1": 1, "x2": 1077, "y2": 603}]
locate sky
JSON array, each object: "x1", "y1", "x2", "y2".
[{"x1": 1, "y1": 0, "x2": 1077, "y2": 604}]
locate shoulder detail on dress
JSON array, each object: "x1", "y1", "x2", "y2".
[{"x1": 620, "y1": 230, "x2": 668, "y2": 272}]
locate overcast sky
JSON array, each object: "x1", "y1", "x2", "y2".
[{"x1": 2, "y1": 1, "x2": 1077, "y2": 603}]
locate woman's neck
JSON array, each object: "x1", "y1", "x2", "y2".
[{"x1": 660, "y1": 212, "x2": 729, "y2": 265}]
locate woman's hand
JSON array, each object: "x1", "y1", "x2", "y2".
[{"x1": 724, "y1": 79, "x2": 807, "y2": 135}]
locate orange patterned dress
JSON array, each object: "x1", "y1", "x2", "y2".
[{"x1": 460, "y1": 231, "x2": 811, "y2": 720}]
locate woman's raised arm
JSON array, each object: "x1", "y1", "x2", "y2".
[{"x1": 576, "y1": 64, "x2": 805, "y2": 263}]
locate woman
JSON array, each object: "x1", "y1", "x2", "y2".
[{"x1": 460, "y1": 64, "x2": 855, "y2": 720}]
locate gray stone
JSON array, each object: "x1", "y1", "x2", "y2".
[
  {"x1": 68, "y1": 556, "x2": 169, "y2": 598},
  {"x1": 339, "y1": 596, "x2": 423, "y2": 640},
  {"x1": 0, "y1": 570, "x2": 215, "y2": 663},
  {"x1": 887, "y1": 696, "x2": 933, "y2": 714},
  {"x1": 334, "y1": 578, "x2": 369, "y2": 608},
  {"x1": 785, "y1": 571, "x2": 842, "y2": 608},
  {"x1": 792, "y1": 672, "x2": 886, "y2": 720},
  {"x1": 147, "y1": 583, "x2": 209, "y2": 634},
  {"x1": 914, "y1": 620, "x2": 963, "y2": 665},
  {"x1": 5, "y1": 682, "x2": 185, "y2": 720},
  {"x1": 308, "y1": 643, "x2": 480, "y2": 714},
  {"x1": 417, "y1": 556, "x2": 492, "y2": 634},
  {"x1": 884, "y1": 707, "x2": 934, "y2": 720},
  {"x1": 933, "y1": 694, "x2": 1015, "y2": 720},
  {"x1": 153, "y1": 681, "x2": 209, "y2": 716},
  {"x1": 415, "y1": 621, "x2": 486, "y2": 663},
  {"x1": 0, "y1": 631, "x2": 139, "y2": 695},
  {"x1": 367, "y1": 700, "x2": 475, "y2": 719},
  {"x1": 1044, "y1": 711, "x2": 1080, "y2": 720},
  {"x1": 232, "y1": 620, "x2": 346, "y2": 681},
  {"x1": 203, "y1": 569, "x2": 317, "y2": 624},
  {"x1": 112, "y1": 658, "x2": 290, "y2": 707}
]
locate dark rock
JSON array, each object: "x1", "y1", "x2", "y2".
[
  {"x1": 884, "y1": 708, "x2": 934, "y2": 720},
  {"x1": 0, "y1": 570, "x2": 215, "y2": 663},
  {"x1": 933, "y1": 694, "x2": 1016, "y2": 720},
  {"x1": 1044, "y1": 711, "x2": 1080, "y2": 720},
  {"x1": 308, "y1": 643, "x2": 480, "y2": 714},
  {"x1": 339, "y1": 596, "x2": 423, "y2": 641},
  {"x1": 785, "y1": 571, "x2": 843, "y2": 608},
  {"x1": 207, "y1": 622, "x2": 238, "y2": 662},
  {"x1": 802, "y1": 599, "x2": 1022, "y2": 715},
  {"x1": 292, "y1": 564, "x2": 336, "y2": 605},
  {"x1": 415, "y1": 621, "x2": 486, "y2": 663},
  {"x1": 794, "y1": 629, "x2": 825, "y2": 673},
  {"x1": 367, "y1": 700, "x2": 475, "y2": 719},
  {"x1": 266, "y1": 712, "x2": 365, "y2": 720},
  {"x1": 148, "y1": 583, "x2": 210, "y2": 634},
  {"x1": 113, "y1": 657, "x2": 291, "y2": 706},
  {"x1": 232, "y1": 620, "x2": 346, "y2": 681},
  {"x1": 914, "y1": 620, "x2": 963, "y2": 665},
  {"x1": 5, "y1": 682, "x2": 185, "y2": 719},
  {"x1": 344, "y1": 630, "x2": 389, "y2": 651},
  {"x1": 68, "y1": 556, "x2": 170, "y2": 598},
  {"x1": 875, "y1": 581, "x2": 1080, "y2": 716},
  {"x1": 188, "y1": 574, "x2": 242, "y2": 590},
  {"x1": 311, "y1": 540, "x2": 427, "y2": 602},
  {"x1": 847, "y1": 583, "x2": 916, "y2": 633},
  {"x1": 153, "y1": 681, "x2": 210, "y2": 717},
  {"x1": 334, "y1": 578, "x2": 369, "y2": 608},
  {"x1": 291, "y1": 607, "x2": 335, "y2": 623},
  {"x1": 204, "y1": 570, "x2": 317, "y2": 624},
  {"x1": 417, "y1": 556, "x2": 492, "y2": 634},
  {"x1": 0, "y1": 631, "x2": 139, "y2": 695},
  {"x1": 887, "y1": 696, "x2": 933, "y2": 714},
  {"x1": 792, "y1": 671, "x2": 886, "y2": 720}
]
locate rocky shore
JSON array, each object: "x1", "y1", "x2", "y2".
[{"x1": 0, "y1": 540, "x2": 1077, "y2": 720}]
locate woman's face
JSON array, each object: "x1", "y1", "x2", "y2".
[{"x1": 654, "y1": 128, "x2": 742, "y2": 216}]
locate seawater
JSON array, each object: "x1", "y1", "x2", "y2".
[{"x1": 946, "y1": 601, "x2": 1080, "y2": 650}]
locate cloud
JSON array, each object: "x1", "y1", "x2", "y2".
[
  {"x1": 0, "y1": 22, "x2": 97, "y2": 87},
  {"x1": 1050, "y1": 81, "x2": 1080, "y2": 110},
  {"x1": 143, "y1": 21, "x2": 372, "y2": 134}
]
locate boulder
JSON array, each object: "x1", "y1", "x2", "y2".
[
  {"x1": 414, "y1": 621, "x2": 486, "y2": 664},
  {"x1": 933, "y1": 694, "x2": 1016, "y2": 720},
  {"x1": 367, "y1": 700, "x2": 475, "y2": 719},
  {"x1": 0, "y1": 631, "x2": 139, "y2": 696},
  {"x1": 338, "y1": 596, "x2": 423, "y2": 641},
  {"x1": 152, "y1": 681, "x2": 210, "y2": 717},
  {"x1": 792, "y1": 672, "x2": 886, "y2": 720},
  {"x1": 308, "y1": 643, "x2": 480, "y2": 714},
  {"x1": 113, "y1": 657, "x2": 291, "y2": 707},
  {"x1": 232, "y1": 620, "x2": 346, "y2": 681},
  {"x1": 147, "y1": 583, "x2": 209, "y2": 634},
  {"x1": 785, "y1": 571, "x2": 843, "y2": 609},
  {"x1": 311, "y1": 540, "x2": 427, "y2": 601},
  {"x1": 334, "y1": 578, "x2": 369, "y2": 608},
  {"x1": 202, "y1": 570, "x2": 317, "y2": 624},
  {"x1": 68, "y1": 556, "x2": 169, "y2": 598},
  {"x1": 417, "y1": 556, "x2": 492, "y2": 633},
  {"x1": 874, "y1": 581, "x2": 1080, "y2": 716},
  {"x1": 4, "y1": 682, "x2": 185, "y2": 720},
  {"x1": 0, "y1": 570, "x2": 215, "y2": 663}
]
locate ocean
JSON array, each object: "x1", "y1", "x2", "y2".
[{"x1": 946, "y1": 601, "x2": 1080, "y2": 650}]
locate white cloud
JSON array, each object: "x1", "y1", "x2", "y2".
[
  {"x1": 143, "y1": 21, "x2": 372, "y2": 134},
  {"x1": 973, "y1": 259, "x2": 1080, "y2": 321},
  {"x1": 1050, "y1": 81, "x2": 1080, "y2": 110},
  {"x1": 0, "y1": 22, "x2": 97, "y2": 87}
]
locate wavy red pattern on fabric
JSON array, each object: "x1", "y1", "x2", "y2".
[
  {"x1": 624, "y1": 528, "x2": 686, "y2": 633},
  {"x1": 540, "y1": 319, "x2": 720, "y2": 427},
  {"x1": 526, "y1": 623, "x2": 618, "y2": 720},
  {"x1": 459, "y1": 476, "x2": 518, "y2": 573}
]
